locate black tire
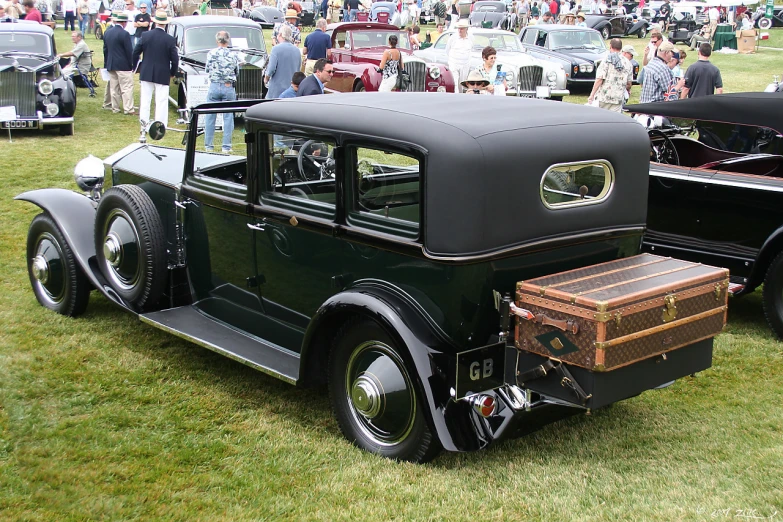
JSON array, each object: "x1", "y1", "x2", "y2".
[
  {"x1": 638, "y1": 26, "x2": 647, "y2": 38},
  {"x1": 759, "y1": 18, "x2": 772, "y2": 30},
  {"x1": 601, "y1": 26, "x2": 610, "y2": 40},
  {"x1": 328, "y1": 318, "x2": 442, "y2": 462},
  {"x1": 94, "y1": 185, "x2": 166, "y2": 310},
  {"x1": 353, "y1": 81, "x2": 366, "y2": 92},
  {"x1": 762, "y1": 250, "x2": 783, "y2": 338},
  {"x1": 59, "y1": 122, "x2": 74, "y2": 136},
  {"x1": 27, "y1": 213, "x2": 90, "y2": 317},
  {"x1": 95, "y1": 24, "x2": 102, "y2": 39}
]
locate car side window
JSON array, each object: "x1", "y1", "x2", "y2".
[
  {"x1": 434, "y1": 33, "x2": 450, "y2": 49},
  {"x1": 188, "y1": 112, "x2": 248, "y2": 192},
  {"x1": 540, "y1": 161, "x2": 614, "y2": 209},
  {"x1": 263, "y1": 133, "x2": 337, "y2": 216},
  {"x1": 348, "y1": 145, "x2": 421, "y2": 238},
  {"x1": 521, "y1": 29, "x2": 537, "y2": 45}
]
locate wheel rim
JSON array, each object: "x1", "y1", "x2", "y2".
[
  {"x1": 99, "y1": 208, "x2": 141, "y2": 291},
  {"x1": 602, "y1": 27, "x2": 610, "y2": 39},
  {"x1": 31, "y1": 232, "x2": 66, "y2": 306},
  {"x1": 344, "y1": 340, "x2": 416, "y2": 446}
]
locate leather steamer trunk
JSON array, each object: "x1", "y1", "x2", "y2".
[{"x1": 515, "y1": 254, "x2": 728, "y2": 372}]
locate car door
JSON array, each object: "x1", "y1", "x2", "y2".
[
  {"x1": 325, "y1": 29, "x2": 353, "y2": 91},
  {"x1": 610, "y1": 16, "x2": 625, "y2": 35},
  {"x1": 250, "y1": 129, "x2": 343, "y2": 338},
  {"x1": 180, "y1": 106, "x2": 267, "y2": 335}
]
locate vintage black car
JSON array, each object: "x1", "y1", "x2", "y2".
[
  {"x1": 17, "y1": 94, "x2": 717, "y2": 462},
  {"x1": 245, "y1": 5, "x2": 284, "y2": 28},
  {"x1": 469, "y1": 1, "x2": 513, "y2": 29},
  {"x1": 627, "y1": 93, "x2": 783, "y2": 337},
  {"x1": 165, "y1": 15, "x2": 267, "y2": 120},
  {"x1": 519, "y1": 25, "x2": 608, "y2": 87},
  {"x1": 0, "y1": 20, "x2": 76, "y2": 135},
  {"x1": 585, "y1": 12, "x2": 651, "y2": 40}
]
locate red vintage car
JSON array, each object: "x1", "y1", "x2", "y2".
[{"x1": 324, "y1": 22, "x2": 455, "y2": 93}]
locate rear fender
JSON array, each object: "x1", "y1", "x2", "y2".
[
  {"x1": 300, "y1": 284, "x2": 479, "y2": 452},
  {"x1": 748, "y1": 225, "x2": 783, "y2": 289},
  {"x1": 629, "y1": 20, "x2": 649, "y2": 34},
  {"x1": 15, "y1": 188, "x2": 136, "y2": 313}
]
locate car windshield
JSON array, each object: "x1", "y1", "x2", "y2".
[
  {"x1": 549, "y1": 31, "x2": 606, "y2": 50},
  {"x1": 474, "y1": 2, "x2": 504, "y2": 11},
  {"x1": 184, "y1": 26, "x2": 265, "y2": 55},
  {"x1": 0, "y1": 33, "x2": 52, "y2": 56},
  {"x1": 471, "y1": 32, "x2": 523, "y2": 52},
  {"x1": 349, "y1": 30, "x2": 413, "y2": 50}
]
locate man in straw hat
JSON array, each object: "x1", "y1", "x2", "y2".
[
  {"x1": 445, "y1": 19, "x2": 472, "y2": 90},
  {"x1": 103, "y1": 12, "x2": 136, "y2": 114},
  {"x1": 272, "y1": 9, "x2": 301, "y2": 46},
  {"x1": 132, "y1": 9, "x2": 178, "y2": 127},
  {"x1": 461, "y1": 69, "x2": 491, "y2": 94}
]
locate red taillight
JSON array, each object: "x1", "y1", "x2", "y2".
[{"x1": 472, "y1": 395, "x2": 496, "y2": 418}]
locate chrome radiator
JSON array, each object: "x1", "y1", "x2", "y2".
[
  {"x1": 236, "y1": 67, "x2": 265, "y2": 100},
  {"x1": 405, "y1": 61, "x2": 426, "y2": 92},
  {"x1": 0, "y1": 71, "x2": 36, "y2": 117},
  {"x1": 517, "y1": 65, "x2": 543, "y2": 93}
]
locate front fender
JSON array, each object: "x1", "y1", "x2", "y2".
[
  {"x1": 300, "y1": 285, "x2": 482, "y2": 452},
  {"x1": 15, "y1": 188, "x2": 135, "y2": 312},
  {"x1": 358, "y1": 66, "x2": 384, "y2": 91},
  {"x1": 629, "y1": 20, "x2": 649, "y2": 34}
]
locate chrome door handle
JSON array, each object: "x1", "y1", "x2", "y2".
[{"x1": 247, "y1": 223, "x2": 265, "y2": 231}]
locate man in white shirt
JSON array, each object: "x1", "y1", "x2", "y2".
[
  {"x1": 445, "y1": 19, "x2": 472, "y2": 91},
  {"x1": 707, "y1": 6, "x2": 720, "y2": 38},
  {"x1": 124, "y1": 0, "x2": 139, "y2": 36}
]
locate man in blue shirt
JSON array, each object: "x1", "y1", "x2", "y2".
[
  {"x1": 297, "y1": 59, "x2": 334, "y2": 96},
  {"x1": 265, "y1": 25, "x2": 303, "y2": 98},
  {"x1": 303, "y1": 18, "x2": 331, "y2": 75},
  {"x1": 279, "y1": 71, "x2": 306, "y2": 98}
]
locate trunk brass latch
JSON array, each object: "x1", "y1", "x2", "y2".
[{"x1": 662, "y1": 294, "x2": 678, "y2": 323}]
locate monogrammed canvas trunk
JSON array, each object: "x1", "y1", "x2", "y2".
[{"x1": 515, "y1": 254, "x2": 728, "y2": 372}]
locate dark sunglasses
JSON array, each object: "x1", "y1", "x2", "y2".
[
  {"x1": 324, "y1": 69, "x2": 334, "y2": 74},
  {"x1": 466, "y1": 82, "x2": 483, "y2": 86}
]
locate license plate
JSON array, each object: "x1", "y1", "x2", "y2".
[
  {"x1": 455, "y1": 342, "x2": 506, "y2": 399},
  {"x1": 1, "y1": 120, "x2": 38, "y2": 129}
]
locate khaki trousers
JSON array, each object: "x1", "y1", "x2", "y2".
[
  {"x1": 305, "y1": 59, "x2": 317, "y2": 76},
  {"x1": 109, "y1": 70, "x2": 135, "y2": 114},
  {"x1": 598, "y1": 101, "x2": 623, "y2": 113}
]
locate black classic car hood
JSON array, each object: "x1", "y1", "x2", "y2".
[
  {"x1": 0, "y1": 54, "x2": 56, "y2": 72},
  {"x1": 626, "y1": 92, "x2": 783, "y2": 135}
]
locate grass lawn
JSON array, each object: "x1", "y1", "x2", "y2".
[{"x1": 0, "y1": 25, "x2": 782, "y2": 521}]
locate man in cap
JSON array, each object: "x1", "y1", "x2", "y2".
[
  {"x1": 133, "y1": 9, "x2": 178, "y2": 127},
  {"x1": 104, "y1": 12, "x2": 135, "y2": 114},
  {"x1": 588, "y1": 38, "x2": 632, "y2": 112},
  {"x1": 445, "y1": 19, "x2": 473, "y2": 89},
  {"x1": 272, "y1": 9, "x2": 301, "y2": 46},
  {"x1": 621, "y1": 43, "x2": 636, "y2": 63},
  {"x1": 639, "y1": 39, "x2": 674, "y2": 103}
]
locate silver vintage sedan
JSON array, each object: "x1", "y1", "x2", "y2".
[{"x1": 414, "y1": 28, "x2": 569, "y2": 99}]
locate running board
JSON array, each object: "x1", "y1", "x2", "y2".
[{"x1": 140, "y1": 306, "x2": 300, "y2": 385}]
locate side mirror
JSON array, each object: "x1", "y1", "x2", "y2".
[{"x1": 148, "y1": 121, "x2": 166, "y2": 141}]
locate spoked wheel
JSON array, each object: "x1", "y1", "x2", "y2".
[
  {"x1": 27, "y1": 213, "x2": 90, "y2": 316},
  {"x1": 601, "y1": 26, "x2": 611, "y2": 40},
  {"x1": 762, "y1": 250, "x2": 783, "y2": 338},
  {"x1": 94, "y1": 185, "x2": 166, "y2": 311},
  {"x1": 95, "y1": 24, "x2": 103, "y2": 39},
  {"x1": 329, "y1": 319, "x2": 441, "y2": 462},
  {"x1": 638, "y1": 26, "x2": 648, "y2": 38},
  {"x1": 648, "y1": 129, "x2": 680, "y2": 165}
]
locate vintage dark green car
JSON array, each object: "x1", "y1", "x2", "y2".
[{"x1": 17, "y1": 94, "x2": 713, "y2": 462}]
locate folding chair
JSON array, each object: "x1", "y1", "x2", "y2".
[{"x1": 73, "y1": 50, "x2": 98, "y2": 97}]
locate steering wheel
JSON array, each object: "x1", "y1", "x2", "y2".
[
  {"x1": 297, "y1": 139, "x2": 335, "y2": 181},
  {"x1": 648, "y1": 129, "x2": 680, "y2": 166}
]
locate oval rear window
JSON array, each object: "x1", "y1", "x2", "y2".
[{"x1": 540, "y1": 160, "x2": 614, "y2": 209}]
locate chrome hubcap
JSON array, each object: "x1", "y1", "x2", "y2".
[
  {"x1": 351, "y1": 375, "x2": 383, "y2": 419},
  {"x1": 31, "y1": 255, "x2": 49, "y2": 284},
  {"x1": 103, "y1": 233, "x2": 122, "y2": 267}
]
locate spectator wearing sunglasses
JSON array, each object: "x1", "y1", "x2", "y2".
[
  {"x1": 461, "y1": 69, "x2": 491, "y2": 95},
  {"x1": 642, "y1": 28, "x2": 664, "y2": 67},
  {"x1": 297, "y1": 58, "x2": 334, "y2": 96}
]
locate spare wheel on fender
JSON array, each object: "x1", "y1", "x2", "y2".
[{"x1": 94, "y1": 185, "x2": 167, "y2": 311}]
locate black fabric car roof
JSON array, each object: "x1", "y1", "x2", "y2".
[
  {"x1": 626, "y1": 92, "x2": 783, "y2": 135},
  {"x1": 247, "y1": 93, "x2": 651, "y2": 257}
]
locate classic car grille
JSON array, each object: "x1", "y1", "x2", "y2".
[
  {"x1": 0, "y1": 71, "x2": 37, "y2": 118},
  {"x1": 406, "y1": 61, "x2": 426, "y2": 92},
  {"x1": 236, "y1": 67, "x2": 265, "y2": 100},
  {"x1": 518, "y1": 65, "x2": 543, "y2": 93}
]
